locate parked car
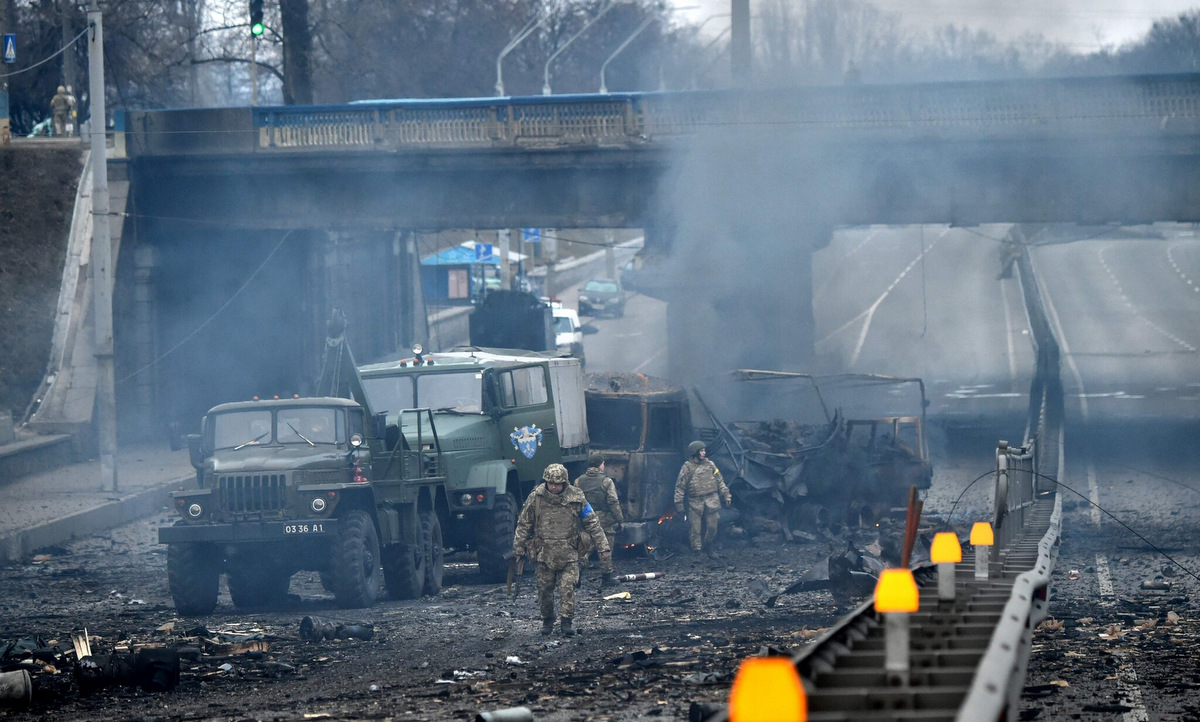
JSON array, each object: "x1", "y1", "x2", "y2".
[
  {"x1": 578, "y1": 278, "x2": 626, "y2": 318},
  {"x1": 551, "y1": 305, "x2": 586, "y2": 366}
]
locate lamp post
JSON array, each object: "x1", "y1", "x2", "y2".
[
  {"x1": 875, "y1": 568, "x2": 919, "y2": 680},
  {"x1": 543, "y1": 0, "x2": 631, "y2": 96},
  {"x1": 599, "y1": 5, "x2": 698, "y2": 94},
  {"x1": 496, "y1": 10, "x2": 548, "y2": 96},
  {"x1": 971, "y1": 521, "x2": 994, "y2": 581},
  {"x1": 931, "y1": 532, "x2": 963, "y2": 602}
]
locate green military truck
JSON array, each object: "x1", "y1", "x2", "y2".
[{"x1": 159, "y1": 327, "x2": 588, "y2": 614}]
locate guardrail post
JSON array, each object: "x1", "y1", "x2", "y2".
[{"x1": 970, "y1": 521, "x2": 994, "y2": 580}]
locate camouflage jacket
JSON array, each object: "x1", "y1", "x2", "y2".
[
  {"x1": 513, "y1": 483, "x2": 610, "y2": 566},
  {"x1": 674, "y1": 458, "x2": 731, "y2": 506},
  {"x1": 573, "y1": 468, "x2": 624, "y2": 527}
]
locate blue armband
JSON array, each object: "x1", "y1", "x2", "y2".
[{"x1": 579, "y1": 503, "x2": 594, "y2": 518}]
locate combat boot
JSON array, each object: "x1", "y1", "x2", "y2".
[
  {"x1": 541, "y1": 618, "x2": 554, "y2": 636},
  {"x1": 560, "y1": 618, "x2": 575, "y2": 637},
  {"x1": 599, "y1": 573, "x2": 614, "y2": 588}
]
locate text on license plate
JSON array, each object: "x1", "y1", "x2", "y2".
[{"x1": 283, "y1": 523, "x2": 326, "y2": 534}]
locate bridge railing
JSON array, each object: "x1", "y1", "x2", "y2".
[{"x1": 119, "y1": 72, "x2": 1200, "y2": 158}]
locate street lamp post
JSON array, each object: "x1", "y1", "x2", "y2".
[
  {"x1": 496, "y1": 11, "x2": 547, "y2": 96},
  {"x1": 543, "y1": 0, "x2": 630, "y2": 96},
  {"x1": 599, "y1": 5, "x2": 699, "y2": 93}
]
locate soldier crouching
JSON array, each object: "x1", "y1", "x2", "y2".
[{"x1": 513, "y1": 463, "x2": 611, "y2": 637}]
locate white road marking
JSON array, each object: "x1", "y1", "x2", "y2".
[
  {"x1": 1099, "y1": 247, "x2": 1197, "y2": 352},
  {"x1": 1088, "y1": 459, "x2": 1101, "y2": 526},
  {"x1": 1095, "y1": 553, "x2": 1114, "y2": 597},
  {"x1": 1029, "y1": 253, "x2": 1089, "y2": 421},
  {"x1": 819, "y1": 228, "x2": 948, "y2": 367},
  {"x1": 1120, "y1": 664, "x2": 1150, "y2": 722}
]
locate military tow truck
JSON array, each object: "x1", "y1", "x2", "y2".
[{"x1": 159, "y1": 318, "x2": 589, "y2": 614}]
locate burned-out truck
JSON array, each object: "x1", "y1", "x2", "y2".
[
  {"x1": 583, "y1": 370, "x2": 932, "y2": 548},
  {"x1": 159, "y1": 315, "x2": 588, "y2": 615}
]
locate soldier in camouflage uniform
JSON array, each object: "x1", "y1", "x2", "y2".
[
  {"x1": 513, "y1": 463, "x2": 611, "y2": 636},
  {"x1": 574, "y1": 451, "x2": 625, "y2": 586},
  {"x1": 674, "y1": 440, "x2": 732, "y2": 558}
]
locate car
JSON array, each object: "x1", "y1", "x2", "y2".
[
  {"x1": 578, "y1": 278, "x2": 626, "y2": 318},
  {"x1": 551, "y1": 304, "x2": 586, "y2": 366}
]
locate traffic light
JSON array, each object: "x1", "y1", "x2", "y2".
[{"x1": 249, "y1": 0, "x2": 265, "y2": 37}]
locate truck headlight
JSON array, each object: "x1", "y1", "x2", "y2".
[
  {"x1": 311, "y1": 497, "x2": 327, "y2": 513},
  {"x1": 187, "y1": 503, "x2": 204, "y2": 519},
  {"x1": 460, "y1": 493, "x2": 472, "y2": 506}
]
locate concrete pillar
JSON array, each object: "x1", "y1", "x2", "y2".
[{"x1": 129, "y1": 244, "x2": 159, "y2": 438}]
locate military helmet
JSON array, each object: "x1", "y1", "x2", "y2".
[
  {"x1": 57, "y1": 85, "x2": 66, "y2": 94},
  {"x1": 688, "y1": 440, "x2": 706, "y2": 456},
  {"x1": 587, "y1": 451, "x2": 605, "y2": 468},
  {"x1": 543, "y1": 463, "x2": 569, "y2": 484}
]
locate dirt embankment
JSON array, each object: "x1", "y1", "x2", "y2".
[{"x1": 0, "y1": 144, "x2": 83, "y2": 418}]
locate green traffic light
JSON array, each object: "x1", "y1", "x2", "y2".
[{"x1": 251, "y1": 22, "x2": 265, "y2": 36}]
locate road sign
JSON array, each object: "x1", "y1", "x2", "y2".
[
  {"x1": 474, "y1": 242, "x2": 494, "y2": 262},
  {"x1": 3, "y1": 35, "x2": 15, "y2": 64},
  {"x1": 521, "y1": 228, "x2": 541, "y2": 243}
]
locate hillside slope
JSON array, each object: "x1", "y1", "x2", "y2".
[{"x1": 0, "y1": 143, "x2": 83, "y2": 417}]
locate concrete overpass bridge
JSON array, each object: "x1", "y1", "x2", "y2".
[{"x1": 68, "y1": 72, "x2": 1200, "y2": 436}]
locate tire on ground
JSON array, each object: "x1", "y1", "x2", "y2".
[
  {"x1": 329, "y1": 510, "x2": 382, "y2": 608},
  {"x1": 383, "y1": 536, "x2": 424, "y2": 600},
  {"x1": 421, "y1": 510, "x2": 444, "y2": 596},
  {"x1": 476, "y1": 491, "x2": 517, "y2": 583},
  {"x1": 167, "y1": 542, "x2": 220, "y2": 616}
]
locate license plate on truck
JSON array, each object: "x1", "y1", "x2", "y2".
[{"x1": 283, "y1": 523, "x2": 327, "y2": 534}]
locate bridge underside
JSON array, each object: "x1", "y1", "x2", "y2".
[{"x1": 117, "y1": 120, "x2": 1200, "y2": 430}]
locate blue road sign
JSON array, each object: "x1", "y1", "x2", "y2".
[
  {"x1": 474, "y1": 242, "x2": 494, "y2": 262},
  {"x1": 522, "y1": 228, "x2": 541, "y2": 243},
  {"x1": 3, "y1": 35, "x2": 15, "y2": 64}
]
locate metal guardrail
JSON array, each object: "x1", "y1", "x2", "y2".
[{"x1": 119, "y1": 72, "x2": 1200, "y2": 158}]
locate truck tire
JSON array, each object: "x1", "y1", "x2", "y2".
[
  {"x1": 382, "y1": 542, "x2": 424, "y2": 600},
  {"x1": 228, "y1": 563, "x2": 292, "y2": 609},
  {"x1": 167, "y1": 543, "x2": 220, "y2": 616},
  {"x1": 476, "y1": 492, "x2": 517, "y2": 583},
  {"x1": 330, "y1": 510, "x2": 382, "y2": 608},
  {"x1": 421, "y1": 511, "x2": 444, "y2": 596}
]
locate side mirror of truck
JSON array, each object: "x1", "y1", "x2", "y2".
[
  {"x1": 186, "y1": 434, "x2": 205, "y2": 470},
  {"x1": 373, "y1": 412, "x2": 387, "y2": 440}
]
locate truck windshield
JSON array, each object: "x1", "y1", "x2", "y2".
[
  {"x1": 278, "y1": 408, "x2": 342, "y2": 445},
  {"x1": 361, "y1": 375, "x2": 416, "y2": 416},
  {"x1": 212, "y1": 410, "x2": 273, "y2": 450},
  {"x1": 586, "y1": 398, "x2": 642, "y2": 448},
  {"x1": 419, "y1": 371, "x2": 484, "y2": 413}
]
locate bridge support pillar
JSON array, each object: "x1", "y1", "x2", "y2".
[{"x1": 124, "y1": 244, "x2": 160, "y2": 440}]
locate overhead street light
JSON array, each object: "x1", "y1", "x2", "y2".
[
  {"x1": 496, "y1": 9, "x2": 549, "y2": 96},
  {"x1": 543, "y1": 0, "x2": 634, "y2": 96},
  {"x1": 599, "y1": 5, "x2": 698, "y2": 94}
]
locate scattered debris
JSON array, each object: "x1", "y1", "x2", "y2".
[
  {"x1": 474, "y1": 705, "x2": 534, "y2": 722},
  {"x1": 299, "y1": 616, "x2": 375, "y2": 642}
]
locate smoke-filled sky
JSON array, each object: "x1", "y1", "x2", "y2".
[{"x1": 674, "y1": 0, "x2": 1200, "y2": 51}]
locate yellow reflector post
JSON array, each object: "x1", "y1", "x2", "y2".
[
  {"x1": 969, "y1": 521, "x2": 994, "y2": 546},
  {"x1": 930, "y1": 532, "x2": 963, "y2": 563},
  {"x1": 729, "y1": 657, "x2": 807, "y2": 722},
  {"x1": 874, "y1": 568, "x2": 919, "y2": 613}
]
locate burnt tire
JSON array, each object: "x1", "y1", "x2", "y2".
[
  {"x1": 167, "y1": 542, "x2": 220, "y2": 616},
  {"x1": 421, "y1": 511, "x2": 444, "y2": 596},
  {"x1": 329, "y1": 510, "x2": 382, "y2": 609},
  {"x1": 476, "y1": 492, "x2": 517, "y2": 583},
  {"x1": 228, "y1": 564, "x2": 292, "y2": 609}
]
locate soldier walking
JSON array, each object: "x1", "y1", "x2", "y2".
[
  {"x1": 513, "y1": 463, "x2": 611, "y2": 637},
  {"x1": 674, "y1": 441, "x2": 732, "y2": 559},
  {"x1": 573, "y1": 451, "x2": 624, "y2": 586},
  {"x1": 51, "y1": 86, "x2": 71, "y2": 137}
]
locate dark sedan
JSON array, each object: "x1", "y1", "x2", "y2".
[{"x1": 578, "y1": 278, "x2": 626, "y2": 318}]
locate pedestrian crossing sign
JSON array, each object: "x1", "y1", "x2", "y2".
[{"x1": 3, "y1": 35, "x2": 15, "y2": 64}]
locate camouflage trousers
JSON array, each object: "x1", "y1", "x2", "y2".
[
  {"x1": 578, "y1": 529, "x2": 615, "y2": 573},
  {"x1": 535, "y1": 560, "x2": 580, "y2": 621},
  {"x1": 687, "y1": 495, "x2": 721, "y2": 551}
]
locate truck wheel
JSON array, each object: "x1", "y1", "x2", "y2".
[
  {"x1": 228, "y1": 564, "x2": 292, "y2": 609},
  {"x1": 167, "y1": 543, "x2": 219, "y2": 616},
  {"x1": 476, "y1": 492, "x2": 517, "y2": 583},
  {"x1": 382, "y1": 540, "x2": 424, "y2": 600},
  {"x1": 421, "y1": 511, "x2": 444, "y2": 596},
  {"x1": 330, "y1": 510, "x2": 382, "y2": 608}
]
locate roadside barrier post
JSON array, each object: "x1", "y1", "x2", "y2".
[
  {"x1": 931, "y1": 531, "x2": 963, "y2": 602},
  {"x1": 971, "y1": 521, "x2": 994, "y2": 580},
  {"x1": 875, "y1": 568, "x2": 919, "y2": 680}
]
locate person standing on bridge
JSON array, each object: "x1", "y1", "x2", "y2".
[
  {"x1": 51, "y1": 86, "x2": 71, "y2": 137},
  {"x1": 574, "y1": 451, "x2": 624, "y2": 587},
  {"x1": 513, "y1": 463, "x2": 611, "y2": 637},
  {"x1": 675, "y1": 441, "x2": 732, "y2": 559}
]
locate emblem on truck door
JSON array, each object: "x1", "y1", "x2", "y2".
[{"x1": 510, "y1": 425, "x2": 543, "y2": 459}]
